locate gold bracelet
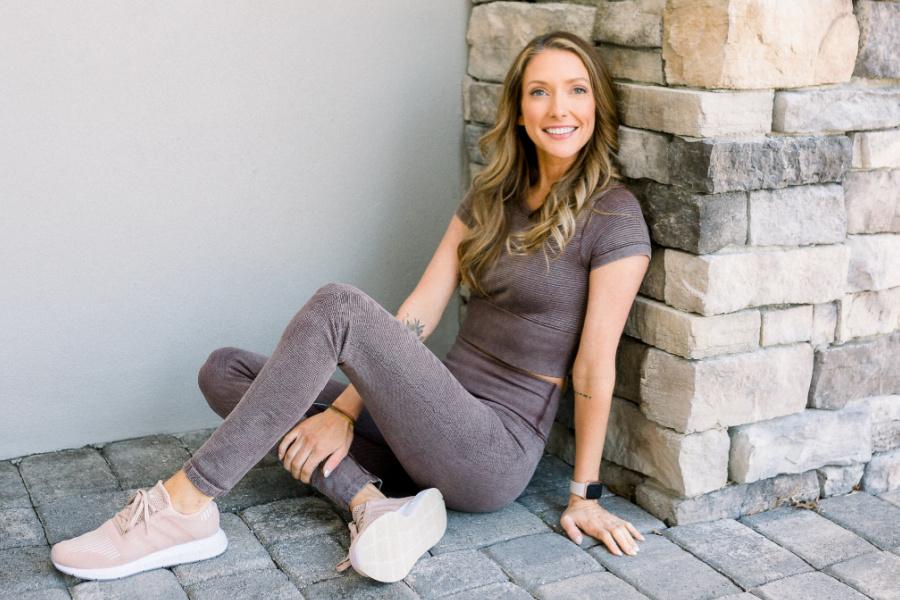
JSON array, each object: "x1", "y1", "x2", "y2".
[{"x1": 327, "y1": 405, "x2": 356, "y2": 427}]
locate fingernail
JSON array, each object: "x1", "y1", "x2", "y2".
[
  {"x1": 576, "y1": 536, "x2": 583, "y2": 544},
  {"x1": 323, "y1": 469, "x2": 330, "y2": 478}
]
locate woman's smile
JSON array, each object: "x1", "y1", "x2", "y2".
[{"x1": 543, "y1": 125, "x2": 578, "y2": 140}]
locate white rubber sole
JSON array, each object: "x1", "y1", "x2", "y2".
[
  {"x1": 349, "y1": 488, "x2": 447, "y2": 583},
  {"x1": 52, "y1": 528, "x2": 228, "y2": 581}
]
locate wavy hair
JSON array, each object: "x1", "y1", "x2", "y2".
[{"x1": 458, "y1": 31, "x2": 622, "y2": 297}]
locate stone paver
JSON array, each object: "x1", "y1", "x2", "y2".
[
  {"x1": 441, "y1": 581, "x2": 532, "y2": 599},
  {"x1": 10, "y1": 591, "x2": 71, "y2": 600},
  {"x1": 404, "y1": 549, "x2": 508, "y2": 599},
  {"x1": 825, "y1": 550, "x2": 900, "y2": 600},
  {"x1": 662, "y1": 518, "x2": 813, "y2": 589},
  {"x1": 240, "y1": 496, "x2": 345, "y2": 546},
  {"x1": 430, "y1": 502, "x2": 549, "y2": 555},
  {"x1": 0, "y1": 545, "x2": 67, "y2": 596},
  {"x1": 0, "y1": 461, "x2": 32, "y2": 509},
  {"x1": 483, "y1": 531, "x2": 602, "y2": 590},
  {"x1": 268, "y1": 534, "x2": 348, "y2": 588},
  {"x1": 520, "y1": 454, "x2": 574, "y2": 496},
  {"x1": 35, "y1": 489, "x2": 132, "y2": 545},
  {"x1": 185, "y1": 569, "x2": 302, "y2": 600},
  {"x1": 172, "y1": 513, "x2": 274, "y2": 586},
  {"x1": 816, "y1": 491, "x2": 900, "y2": 550},
  {"x1": 70, "y1": 569, "x2": 187, "y2": 599},
  {"x1": 880, "y1": 488, "x2": 900, "y2": 508},
  {"x1": 589, "y1": 532, "x2": 741, "y2": 600},
  {"x1": 101, "y1": 435, "x2": 191, "y2": 489},
  {"x1": 739, "y1": 505, "x2": 878, "y2": 568},
  {"x1": 18, "y1": 449, "x2": 119, "y2": 506},
  {"x1": 751, "y1": 570, "x2": 869, "y2": 600},
  {"x1": 0, "y1": 507, "x2": 46, "y2": 549},
  {"x1": 534, "y1": 572, "x2": 648, "y2": 599},
  {"x1": 517, "y1": 491, "x2": 665, "y2": 550},
  {"x1": 299, "y1": 570, "x2": 418, "y2": 599},
  {"x1": 216, "y1": 466, "x2": 307, "y2": 513}
]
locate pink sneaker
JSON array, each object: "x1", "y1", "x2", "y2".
[
  {"x1": 50, "y1": 480, "x2": 228, "y2": 580},
  {"x1": 336, "y1": 487, "x2": 447, "y2": 583}
]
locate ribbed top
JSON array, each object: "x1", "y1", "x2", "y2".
[{"x1": 455, "y1": 184, "x2": 651, "y2": 378}]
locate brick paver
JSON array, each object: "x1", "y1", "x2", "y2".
[{"x1": 7, "y1": 432, "x2": 900, "y2": 599}]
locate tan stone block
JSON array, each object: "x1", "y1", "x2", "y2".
[
  {"x1": 851, "y1": 129, "x2": 900, "y2": 169},
  {"x1": 848, "y1": 395, "x2": 900, "y2": 453},
  {"x1": 592, "y1": 0, "x2": 664, "y2": 47},
  {"x1": 774, "y1": 82, "x2": 900, "y2": 134},
  {"x1": 747, "y1": 185, "x2": 847, "y2": 247},
  {"x1": 467, "y1": 2, "x2": 596, "y2": 83},
  {"x1": 605, "y1": 397, "x2": 730, "y2": 496},
  {"x1": 597, "y1": 45, "x2": 664, "y2": 85},
  {"x1": 812, "y1": 302, "x2": 838, "y2": 348},
  {"x1": 847, "y1": 233, "x2": 900, "y2": 292},
  {"x1": 844, "y1": 170, "x2": 900, "y2": 234},
  {"x1": 617, "y1": 126, "x2": 670, "y2": 184},
  {"x1": 624, "y1": 296, "x2": 759, "y2": 359},
  {"x1": 836, "y1": 287, "x2": 900, "y2": 343},
  {"x1": 616, "y1": 83, "x2": 773, "y2": 137},
  {"x1": 639, "y1": 343, "x2": 812, "y2": 434},
  {"x1": 664, "y1": 245, "x2": 850, "y2": 316},
  {"x1": 760, "y1": 305, "x2": 813, "y2": 346},
  {"x1": 664, "y1": 0, "x2": 858, "y2": 90},
  {"x1": 638, "y1": 249, "x2": 666, "y2": 301}
]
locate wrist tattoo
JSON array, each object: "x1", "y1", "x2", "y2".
[
  {"x1": 403, "y1": 317, "x2": 426, "y2": 341},
  {"x1": 574, "y1": 390, "x2": 592, "y2": 399}
]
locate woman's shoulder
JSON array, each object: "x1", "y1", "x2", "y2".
[{"x1": 588, "y1": 182, "x2": 641, "y2": 213}]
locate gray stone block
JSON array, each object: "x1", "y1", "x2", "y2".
[
  {"x1": 668, "y1": 134, "x2": 850, "y2": 194},
  {"x1": 520, "y1": 453, "x2": 572, "y2": 497},
  {"x1": 404, "y1": 549, "x2": 507, "y2": 599},
  {"x1": 825, "y1": 550, "x2": 900, "y2": 600},
  {"x1": 440, "y1": 581, "x2": 532, "y2": 600},
  {"x1": 588, "y1": 532, "x2": 741, "y2": 600},
  {"x1": 809, "y1": 331, "x2": 900, "y2": 409},
  {"x1": 662, "y1": 518, "x2": 812, "y2": 589},
  {"x1": 172, "y1": 513, "x2": 274, "y2": 586},
  {"x1": 751, "y1": 571, "x2": 869, "y2": 600},
  {"x1": 185, "y1": 569, "x2": 302, "y2": 600},
  {"x1": 18, "y1": 449, "x2": 119, "y2": 506},
  {"x1": 861, "y1": 448, "x2": 900, "y2": 494},
  {"x1": 70, "y1": 569, "x2": 187, "y2": 599},
  {"x1": 0, "y1": 546, "x2": 66, "y2": 595},
  {"x1": 484, "y1": 532, "x2": 602, "y2": 590},
  {"x1": 101, "y1": 435, "x2": 191, "y2": 489},
  {"x1": 240, "y1": 496, "x2": 344, "y2": 547},
  {"x1": 816, "y1": 492, "x2": 900, "y2": 550},
  {"x1": 465, "y1": 123, "x2": 489, "y2": 166},
  {"x1": 35, "y1": 489, "x2": 131, "y2": 545},
  {"x1": 216, "y1": 466, "x2": 308, "y2": 513},
  {"x1": 854, "y1": 0, "x2": 900, "y2": 79},
  {"x1": 267, "y1": 534, "x2": 347, "y2": 588},
  {"x1": 5, "y1": 591, "x2": 72, "y2": 600},
  {"x1": 748, "y1": 184, "x2": 846, "y2": 247},
  {"x1": 430, "y1": 502, "x2": 550, "y2": 555},
  {"x1": 300, "y1": 570, "x2": 418, "y2": 599},
  {"x1": 739, "y1": 506, "x2": 877, "y2": 569},
  {"x1": 817, "y1": 463, "x2": 865, "y2": 497},
  {"x1": 0, "y1": 507, "x2": 46, "y2": 550},
  {"x1": 633, "y1": 182, "x2": 746, "y2": 254},
  {"x1": 534, "y1": 572, "x2": 648, "y2": 600},
  {"x1": 880, "y1": 488, "x2": 900, "y2": 508},
  {"x1": 774, "y1": 84, "x2": 900, "y2": 134},
  {"x1": 0, "y1": 461, "x2": 32, "y2": 509}
]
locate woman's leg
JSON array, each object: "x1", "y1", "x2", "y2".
[
  {"x1": 183, "y1": 282, "x2": 540, "y2": 513},
  {"x1": 196, "y1": 346, "x2": 419, "y2": 499}
]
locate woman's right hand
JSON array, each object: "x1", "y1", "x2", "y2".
[{"x1": 277, "y1": 408, "x2": 353, "y2": 484}]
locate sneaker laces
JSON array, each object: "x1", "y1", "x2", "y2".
[
  {"x1": 113, "y1": 486, "x2": 167, "y2": 536},
  {"x1": 335, "y1": 496, "x2": 413, "y2": 573}
]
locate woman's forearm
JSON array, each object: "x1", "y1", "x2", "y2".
[{"x1": 569, "y1": 371, "x2": 615, "y2": 491}]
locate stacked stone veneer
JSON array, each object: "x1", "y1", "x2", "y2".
[{"x1": 462, "y1": 0, "x2": 900, "y2": 525}]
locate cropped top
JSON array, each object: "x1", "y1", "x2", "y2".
[{"x1": 454, "y1": 183, "x2": 652, "y2": 378}]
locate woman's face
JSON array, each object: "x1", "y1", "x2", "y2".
[{"x1": 517, "y1": 48, "x2": 595, "y2": 176}]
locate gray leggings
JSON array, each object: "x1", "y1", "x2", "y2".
[{"x1": 183, "y1": 283, "x2": 561, "y2": 512}]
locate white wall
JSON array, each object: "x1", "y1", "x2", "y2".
[{"x1": 0, "y1": 1, "x2": 470, "y2": 459}]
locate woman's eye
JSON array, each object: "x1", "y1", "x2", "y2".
[
  {"x1": 574, "y1": 86, "x2": 588, "y2": 94},
  {"x1": 529, "y1": 89, "x2": 547, "y2": 96}
]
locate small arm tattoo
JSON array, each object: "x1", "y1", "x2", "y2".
[
  {"x1": 403, "y1": 317, "x2": 426, "y2": 341},
  {"x1": 574, "y1": 390, "x2": 593, "y2": 399}
]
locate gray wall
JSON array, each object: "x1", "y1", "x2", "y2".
[{"x1": 0, "y1": 2, "x2": 470, "y2": 459}]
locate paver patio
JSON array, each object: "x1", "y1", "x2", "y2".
[{"x1": 1, "y1": 428, "x2": 898, "y2": 599}]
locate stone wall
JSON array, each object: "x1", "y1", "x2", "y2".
[{"x1": 462, "y1": 0, "x2": 900, "y2": 525}]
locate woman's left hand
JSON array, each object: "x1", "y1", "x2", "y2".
[{"x1": 560, "y1": 496, "x2": 644, "y2": 556}]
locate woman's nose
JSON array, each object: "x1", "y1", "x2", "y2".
[{"x1": 550, "y1": 95, "x2": 569, "y2": 118}]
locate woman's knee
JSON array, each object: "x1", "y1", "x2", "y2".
[
  {"x1": 308, "y1": 282, "x2": 364, "y2": 310},
  {"x1": 197, "y1": 347, "x2": 243, "y2": 417}
]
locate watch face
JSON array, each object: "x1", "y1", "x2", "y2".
[{"x1": 585, "y1": 483, "x2": 604, "y2": 500}]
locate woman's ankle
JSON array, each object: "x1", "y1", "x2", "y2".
[
  {"x1": 163, "y1": 469, "x2": 214, "y2": 514},
  {"x1": 349, "y1": 482, "x2": 386, "y2": 512}
]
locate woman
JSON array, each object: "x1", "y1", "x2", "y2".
[{"x1": 50, "y1": 30, "x2": 649, "y2": 584}]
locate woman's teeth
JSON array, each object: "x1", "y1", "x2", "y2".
[{"x1": 545, "y1": 126, "x2": 576, "y2": 134}]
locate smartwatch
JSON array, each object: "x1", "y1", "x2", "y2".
[{"x1": 569, "y1": 480, "x2": 605, "y2": 500}]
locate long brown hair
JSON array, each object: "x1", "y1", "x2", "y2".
[{"x1": 458, "y1": 31, "x2": 622, "y2": 297}]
